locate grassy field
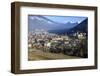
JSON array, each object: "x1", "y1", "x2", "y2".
[{"x1": 28, "y1": 48, "x2": 80, "y2": 61}]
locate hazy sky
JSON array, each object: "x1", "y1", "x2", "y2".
[{"x1": 43, "y1": 15, "x2": 87, "y2": 23}]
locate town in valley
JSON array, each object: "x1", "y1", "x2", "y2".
[{"x1": 28, "y1": 15, "x2": 88, "y2": 60}]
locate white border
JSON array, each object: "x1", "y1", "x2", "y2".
[{"x1": 20, "y1": 6, "x2": 95, "y2": 70}]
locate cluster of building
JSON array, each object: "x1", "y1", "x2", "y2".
[
  {"x1": 28, "y1": 29, "x2": 69, "y2": 48},
  {"x1": 72, "y1": 31, "x2": 87, "y2": 39},
  {"x1": 28, "y1": 29, "x2": 87, "y2": 57}
]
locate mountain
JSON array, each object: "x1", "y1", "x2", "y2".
[
  {"x1": 28, "y1": 16, "x2": 56, "y2": 31},
  {"x1": 68, "y1": 18, "x2": 88, "y2": 33},
  {"x1": 48, "y1": 18, "x2": 88, "y2": 35},
  {"x1": 28, "y1": 16, "x2": 78, "y2": 32}
]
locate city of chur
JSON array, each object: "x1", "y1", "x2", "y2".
[{"x1": 28, "y1": 15, "x2": 88, "y2": 61}]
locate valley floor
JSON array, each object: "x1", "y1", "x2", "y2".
[{"x1": 28, "y1": 48, "x2": 81, "y2": 61}]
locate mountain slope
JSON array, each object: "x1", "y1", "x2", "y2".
[
  {"x1": 68, "y1": 18, "x2": 88, "y2": 33},
  {"x1": 48, "y1": 18, "x2": 88, "y2": 35},
  {"x1": 28, "y1": 16, "x2": 78, "y2": 32}
]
